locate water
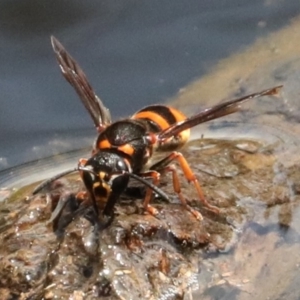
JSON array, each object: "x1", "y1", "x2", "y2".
[{"x1": 1, "y1": 0, "x2": 300, "y2": 169}]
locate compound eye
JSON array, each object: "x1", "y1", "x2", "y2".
[
  {"x1": 82, "y1": 166, "x2": 96, "y2": 182},
  {"x1": 116, "y1": 159, "x2": 126, "y2": 171},
  {"x1": 111, "y1": 174, "x2": 130, "y2": 193}
]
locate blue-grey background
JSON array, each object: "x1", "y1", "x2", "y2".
[{"x1": 0, "y1": 0, "x2": 299, "y2": 169}]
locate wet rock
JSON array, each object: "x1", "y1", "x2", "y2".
[{"x1": 0, "y1": 138, "x2": 299, "y2": 299}]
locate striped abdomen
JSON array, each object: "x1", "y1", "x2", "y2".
[{"x1": 131, "y1": 105, "x2": 190, "y2": 151}]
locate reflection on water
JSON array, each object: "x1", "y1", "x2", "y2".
[{"x1": 0, "y1": 147, "x2": 90, "y2": 202}]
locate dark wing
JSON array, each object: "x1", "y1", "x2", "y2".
[
  {"x1": 51, "y1": 36, "x2": 111, "y2": 131},
  {"x1": 158, "y1": 85, "x2": 282, "y2": 141}
]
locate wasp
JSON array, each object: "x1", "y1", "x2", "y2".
[{"x1": 33, "y1": 36, "x2": 282, "y2": 226}]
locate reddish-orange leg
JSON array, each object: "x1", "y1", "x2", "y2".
[
  {"x1": 78, "y1": 158, "x2": 88, "y2": 169},
  {"x1": 138, "y1": 170, "x2": 161, "y2": 216},
  {"x1": 150, "y1": 151, "x2": 220, "y2": 218}
]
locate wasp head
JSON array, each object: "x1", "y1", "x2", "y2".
[{"x1": 80, "y1": 151, "x2": 130, "y2": 218}]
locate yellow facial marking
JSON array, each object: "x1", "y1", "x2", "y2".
[{"x1": 99, "y1": 172, "x2": 106, "y2": 180}]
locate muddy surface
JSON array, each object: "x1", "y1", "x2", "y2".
[{"x1": 0, "y1": 137, "x2": 299, "y2": 300}]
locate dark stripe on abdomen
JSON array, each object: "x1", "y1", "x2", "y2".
[{"x1": 138, "y1": 105, "x2": 177, "y2": 125}]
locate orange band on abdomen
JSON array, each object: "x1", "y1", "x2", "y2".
[
  {"x1": 168, "y1": 107, "x2": 187, "y2": 122},
  {"x1": 132, "y1": 111, "x2": 170, "y2": 130}
]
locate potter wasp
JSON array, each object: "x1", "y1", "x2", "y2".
[{"x1": 33, "y1": 36, "x2": 282, "y2": 226}]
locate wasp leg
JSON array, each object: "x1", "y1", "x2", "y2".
[
  {"x1": 78, "y1": 158, "x2": 88, "y2": 167},
  {"x1": 50, "y1": 191, "x2": 88, "y2": 223},
  {"x1": 50, "y1": 191, "x2": 90, "y2": 234},
  {"x1": 137, "y1": 170, "x2": 161, "y2": 216},
  {"x1": 161, "y1": 165, "x2": 203, "y2": 220},
  {"x1": 150, "y1": 151, "x2": 220, "y2": 217}
]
